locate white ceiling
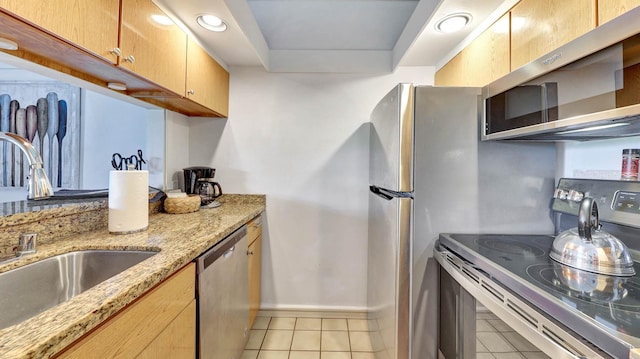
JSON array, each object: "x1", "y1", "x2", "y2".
[{"x1": 156, "y1": 0, "x2": 517, "y2": 73}]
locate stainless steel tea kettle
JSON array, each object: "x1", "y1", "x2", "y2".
[{"x1": 550, "y1": 197, "x2": 636, "y2": 276}]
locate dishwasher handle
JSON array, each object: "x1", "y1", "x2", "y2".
[
  {"x1": 198, "y1": 225, "x2": 248, "y2": 272},
  {"x1": 223, "y1": 246, "x2": 235, "y2": 259}
]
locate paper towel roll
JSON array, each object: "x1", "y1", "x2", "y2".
[{"x1": 109, "y1": 170, "x2": 149, "y2": 234}]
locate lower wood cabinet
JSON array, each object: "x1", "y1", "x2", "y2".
[
  {"x1": 247, "y1": 215, "x2": 263, "y2": 328},
  {"x1": 138, "y1": 300, "x2": 196, "y2": 359},
  {"x1": 56, "y1": 263, "x2": 195, "y2": 358}
]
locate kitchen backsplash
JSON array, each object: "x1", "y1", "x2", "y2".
[{"x1": 557, "y1": 136, "x2": 640, "y2": 180}]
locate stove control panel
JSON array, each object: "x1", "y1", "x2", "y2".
[
  {"x1": 552, "y1": 178, "x2": 640, "y2": 228},
  {"x1": 613, "y1": 191, "x2": 640, "y2": 214}
]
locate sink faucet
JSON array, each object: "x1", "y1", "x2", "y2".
[
  {"x1": 0, "y1": 132, "x2": 53, "y2": 199},
  {"x1": 0, "y1": 233, "x2": 38, "y2": 264}
]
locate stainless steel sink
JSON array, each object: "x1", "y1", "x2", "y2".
[{"x1": 0, "y1": 250, "x2": 157, "y2": 329}]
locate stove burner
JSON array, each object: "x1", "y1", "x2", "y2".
[
  {"x1": 476, "y1": 238, "x2": 545, "y2": 257},
  {"x1": 527, "y1": 263, "x2": 640, "y2": 309}
]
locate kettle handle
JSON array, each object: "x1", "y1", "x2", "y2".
[{"x1": 578, "y1": 197, "x2": 599, "y2": 242}]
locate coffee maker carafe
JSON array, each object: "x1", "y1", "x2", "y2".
[{"x1": 183, "y1": 166, "x2": 215, "y2": 194}]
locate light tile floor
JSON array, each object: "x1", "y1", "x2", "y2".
[
  {"x1": 243, "y1": 317, "x2": 376, "y2": 359},
  {"x1": 243, "y1": 312, "x2": 550, "y2": 359}
]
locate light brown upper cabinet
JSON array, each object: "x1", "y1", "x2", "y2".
[
  {"x1": 598, "y1": 0, "x2": 640, "y2": 25},
  {"x1": 510, "y1": 0, "x2": 596, "y2": 70},
  {"x1": 119, "y1": 0, "x2": 187, "y2": 96},
  {"x1": 435, "y1": 13, "x2": 510, "y2": 87},
  {"x1": 0, "y1": 0, "x2": 120, "y2": 63},
  {"x1": 0, "y1": 1, "x2": 228, "y2": 117},
  {"x1": 186, "y1": 38, "x2": 230, "y2": 117},
  {"x1": 462, "y1": 13, "x2": 510, "y2": 87},
  {"x1": 434, "y1": 52, "x2": 464, "y2": 87}
]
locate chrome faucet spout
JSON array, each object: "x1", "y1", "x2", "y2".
[{"x1": 0, "y1": 132, "x2": 53, "y2": 199}]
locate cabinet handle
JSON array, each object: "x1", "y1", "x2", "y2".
[
  {"x1": 123, "y1": 55, "x2": 136, "y2": 64},
  {"x1": 109, "y1": 47, "x2": 122, "y2": 57},
  {"x1": 187, "y1": 89, "x2": 195, "y2": 95},
  {"x1": 247, "y1": 250, "x2": 254, "y2": 256}
]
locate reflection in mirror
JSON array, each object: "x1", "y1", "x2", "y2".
[{"x1": 0, "y1": 56, "x2": 166, "y2": 204}]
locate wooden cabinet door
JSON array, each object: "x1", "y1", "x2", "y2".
[
  {"x1": 248, "y1": 235, "x2": 262, "y2": 328},
  {"x1": 511, "y1": 0, "x2": 596, "y2": 70},
  {"x1": 138, "y1": 300, "x2": 196, "y2": 359},
  {"x1": 598, "y1": 0, "x2": 640, "y2": 25},
  {"x1": 434, "y1": 52, "x2": 464, "y2": 86},
  {"x1": 58, "y1": 264, "x2": 195, "y2": 358},
  {"x1": 186, "y1": 37, "x2": 230, "y2": 117},
  {"x1": 435, "y1": 13, "x2": 510, "y2": 87},
  {"x1": 119, "y1": 0, "x2": 187, "y2": 95},
  {"x1": 0, "y1": 0, "x2": 120, "y2": 63},
  {"x1": 462, "y1": 13, "x2": 510, "y2": 87}
]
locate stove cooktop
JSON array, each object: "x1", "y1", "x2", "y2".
[{"x1": 439, "y1": 233, "x2": 640, "y2": 357}]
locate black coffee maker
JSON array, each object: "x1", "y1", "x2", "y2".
[{"x1": 183, "y1": 166, "x2": 215, "y2": 194}]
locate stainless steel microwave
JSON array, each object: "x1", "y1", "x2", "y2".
[{"x1": 481, "y1": 6, "x2": 640, "y2": 142}]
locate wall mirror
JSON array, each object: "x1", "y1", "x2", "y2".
[{"x1": 0, "y1": 53, "x2": 166, "y2": 204}]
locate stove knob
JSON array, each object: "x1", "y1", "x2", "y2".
[
  {"x1": 568, "y1": 190, "x2": 584, "y2": 202},
  {"x1": 553, "y1": 189, "x2": 568, "y2": 199}
]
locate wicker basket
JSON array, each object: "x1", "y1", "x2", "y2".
[{"x1": 164, "y1": 194, "x2": 201, "y2": 214}]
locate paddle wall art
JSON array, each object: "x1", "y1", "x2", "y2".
[{"x1": 0, "y1": 82, "x2": 81, "y2": 189}]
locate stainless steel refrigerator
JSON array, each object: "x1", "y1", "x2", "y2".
[{"x1": 367, "y1": 84, "x2": 557, "y2": 359}]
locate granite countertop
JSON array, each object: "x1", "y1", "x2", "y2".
[{"x1": 0, "y1": 194, "x2": 265, "y2": 359}]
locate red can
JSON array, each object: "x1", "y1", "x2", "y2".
[{"x1": 621, "y1": 149, "x2": 640, "y2": 181}]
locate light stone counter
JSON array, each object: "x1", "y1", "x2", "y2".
[{"x1": 0, "y1": 194, "x2": 265, "y2": 358}]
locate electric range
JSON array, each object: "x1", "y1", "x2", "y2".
[{"x1": 435, "y1": 179, "x2": 640, "y2": 359}]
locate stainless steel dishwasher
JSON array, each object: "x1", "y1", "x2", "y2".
[{"x1": 196, "y1": 225, "x2": 249, "y2": 359}]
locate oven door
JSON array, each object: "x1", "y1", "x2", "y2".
[
  {"x1": 439, "y1": 268, "x2": 476, "y2": 359},
  {"x1": 434, "y1": 245, "x2": 606, "y2": 359}
]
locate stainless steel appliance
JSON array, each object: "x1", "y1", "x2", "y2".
[
  {"x1": 183, "y1": 166, "x2": 215, "y2": 195},
  {"x1": 196, "y1": 225, "x2": 249, "y2": 359},
  {"x1": 436, "y1": 178, "x2": 640, "y2": 359},
  {"x1": 482, "y1": 6, "x2": 640, "y2": 141},
  {"x1": 367, "y1": 84, "x2": 556, "y2": 359}
]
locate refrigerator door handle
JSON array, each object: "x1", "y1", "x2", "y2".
[{"x1": 370, "y1": 185, "x2": 413, "y2": 200}]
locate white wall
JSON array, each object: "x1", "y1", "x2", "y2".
[{"x1": 188, "y1": 66, "x2": 434, "y2": 311}]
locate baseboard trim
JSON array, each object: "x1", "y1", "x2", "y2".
[{"x1": 257, "y1": 306, "x2": 368, "y2": 319}]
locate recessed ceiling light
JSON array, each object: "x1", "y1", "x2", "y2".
[
  {"x1": 197, "y1": 15, "x2": 228, "y2": 32},
  {"x1": 435, "y1": 13, "x2": 472, "y2": 33},
  {"x1": 151, "y1": 14, "x2": 174, "y2": 26}
]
